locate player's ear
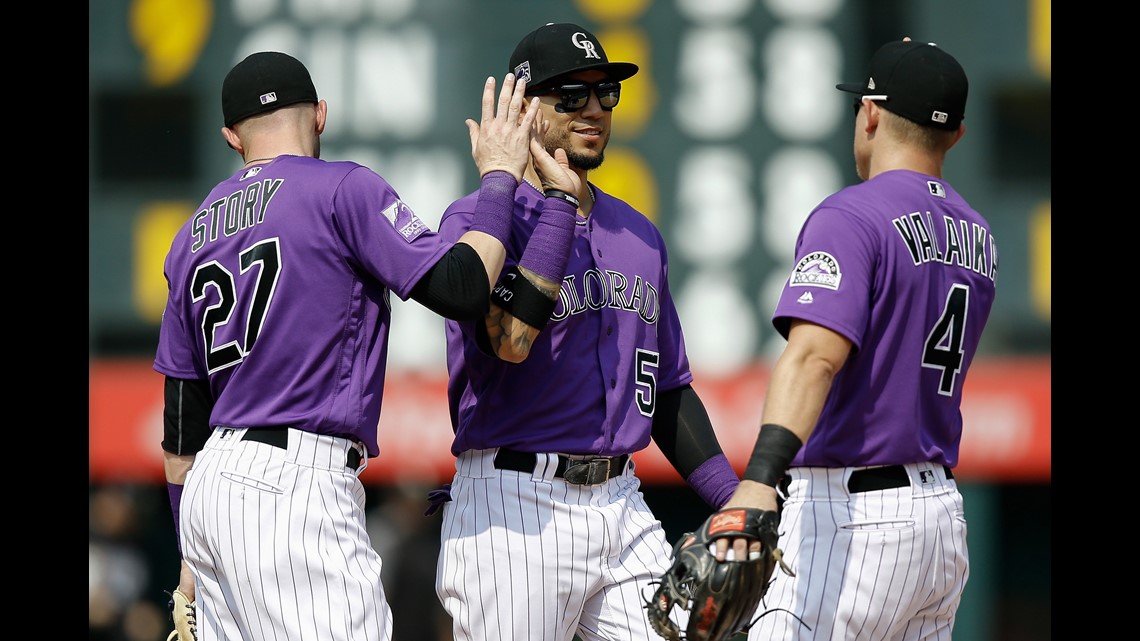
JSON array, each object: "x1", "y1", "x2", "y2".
[
  {"x1": 946, "y1": 122, "x2": 966, "y2": 150},
  {"x1": 315, "y1": 100, "x2": 328, "y2": 135},
  {"x1": 221, "y1": 126, "x2": 244, "y2": 155},
  {"x1": 863, "y1": 100, "x2": 881, "y2": 133}
]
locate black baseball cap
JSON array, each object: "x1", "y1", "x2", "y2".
[
  {"x1": 836, "y1": 40, "x2": 967, "y2": 131},
  {"x1": 222, "y1": 51, "x2": 319, "y2": 128},
  {"x1": 509, "y1": 22, "x2": 639, "y2": 90}
]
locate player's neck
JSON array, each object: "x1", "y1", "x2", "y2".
[
  {"x1": 241, "y1": 137, "x2": 315, "y2": 165},
  {"x1": 867, "y1": 146, "x2": 944, "y2": 180}
]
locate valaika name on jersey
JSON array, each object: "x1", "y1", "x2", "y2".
[{"x1": 789, "y1": 251, "x2": 841, "y2": 290}]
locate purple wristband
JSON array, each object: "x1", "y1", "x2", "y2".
[
  {"x1": 518, "y1": 197, "x2": 576, "y2": 283},
  {"x1": 686, "y1": 454, "x2": 741, "y2": 509},
  {"x1": 468, "y1": 171, "x2": 517, "y2": 245},
  {"x1": 167, "y1": 482, "x2": 184, "y2": 556}
]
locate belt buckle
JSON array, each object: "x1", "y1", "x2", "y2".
[{"x1": 563, "y1": 458, "x2": 611, "y2": 485}]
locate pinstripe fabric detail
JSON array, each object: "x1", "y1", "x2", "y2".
[
  {"x1": 180, "y1": 427, "x2": 389, "y2": 640},
  {"x1": 748, "y1": 464, "x2": 967, "y2": 641},
  {"x1": 438, "y1": 448, "x2": 684, "y2": 641}
]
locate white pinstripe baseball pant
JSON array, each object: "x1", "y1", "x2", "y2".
[
  {"x1": 436, "y1": 448, "x2": 686, "y2": 641},
  {"x1": 748, "y1": 463, "x2": 968, "y2": 641},
  {"x1": 180, "y1": 426, "x2": 391, "y2": 641}
]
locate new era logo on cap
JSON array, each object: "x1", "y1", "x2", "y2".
[{"x1": 836, "y1": 40, "x2": 968, "y2": 131}]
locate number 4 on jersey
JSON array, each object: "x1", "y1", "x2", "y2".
[{"x1": 922, "y1": 283, "x2": 969, "y2": 396}]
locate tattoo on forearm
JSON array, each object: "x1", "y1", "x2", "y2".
[
  {"x1": 485, "y1": 305, "x2": 507, "y2": 355},
  {"x1": 485, "y1": 268, "x2": 561, "y2": 360}
]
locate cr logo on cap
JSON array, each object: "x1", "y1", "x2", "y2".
[{"x1": 572, "y1": 32, "x2": 601, "y2": 60}]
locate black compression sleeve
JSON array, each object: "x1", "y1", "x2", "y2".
[
  {"x1": 409, "y1": 242, "x2": 492, "y2": 320},
  {"x1": 162, "y1": 376, "x2": 214, "y2": 455},
  {"x1": 651, "y1": 384, "x2": 726, "y2": 478}
]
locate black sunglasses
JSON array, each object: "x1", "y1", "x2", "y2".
[{"x1": 530, "y1": 81, "x2": 622, "y2": 113}]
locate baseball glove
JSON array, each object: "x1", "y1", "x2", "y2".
[
  {"x1": 166, "y1": 589, "x2": 198, "y2": 641},
  {"x1": 645, "y1": 507, "x2": 794, "y2": 641}
]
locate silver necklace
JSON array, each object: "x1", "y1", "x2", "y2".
[
  {"x1": 523, "y1": 177, "x2": 595, "y2": 205},
  {"x1": 244, "y1": 157, "x2": 276, "y2": 166}
]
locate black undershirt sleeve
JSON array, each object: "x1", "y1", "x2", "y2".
[
  {"x1": 409, "y1": 242, "x2": 492, "y2": 321},
  {"x1": 162, "y1": 376, "x2": 214, "y2": 455},
  {"x1": 651, "y1": 384, "x2": 726, "y2": 479}
]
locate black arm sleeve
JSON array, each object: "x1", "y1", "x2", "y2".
[
  {"x1": 162, "y1": 376, "x2": 214, "y2": 455},
  {"x1": 650, "y1": 384, "x2": 728, "y2": 479},
  {"x1": 409, "y1": 242, "x2": 492, "y2": 321}
]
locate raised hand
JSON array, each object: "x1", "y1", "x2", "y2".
[
  {"x1": 467, "y1": 73, "x2": 541, "y2": 182},
  {"x1": 529, "y1": 120, "x2": 581, "y2": 196}
]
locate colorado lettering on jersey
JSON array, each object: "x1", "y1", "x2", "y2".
[
  {"x1": 892, "y1": 211, "x2": 998, "y2": 282},
  {"x1": 551, "y1": 268, "x2": 660, "y2": 323},
  {"x1": 190, "y1": 178, "x2": 284, "y2": 252}
]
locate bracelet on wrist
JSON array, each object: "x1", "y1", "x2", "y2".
[{"x1": 543, "y1": 189, "x2": 580, "y2": 208}]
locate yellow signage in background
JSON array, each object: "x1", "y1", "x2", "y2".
[
  {"x1": 1030, "y1": 0, "x2": 1051, "y2": 79},
  {"x1": 591, "y1": 146, "x2": 659, "y2": 223},
  {"x1": 575, "y1": 0, "x2": 650, "y2": 22},
  {"x1": 134, "y1": 203, "x2": 192, "y2": 323},
  {"x1": 130, "y1": 0, "x2": 213, "y2": 86}
]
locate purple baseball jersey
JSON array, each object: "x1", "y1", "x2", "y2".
[
  {"x1": 153, "y1": 155, "x2": 451, "y2": 456},
  {"x1": 774, "y1": 169, "x2": 997, "y2": 468},
  {"x1": 437, "y1": 184, "x2": 693, "y2": 457}
]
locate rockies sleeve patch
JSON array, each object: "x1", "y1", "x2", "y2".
[
  {"x1": 789, "y1": 251, "x2": 841, "y2": 290},
  {"x1": 380, "y1": 199, "x2": 430, "y2": 242}
]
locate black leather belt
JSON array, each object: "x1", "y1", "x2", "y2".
[
  {"x1": 847, "y1": 465, "x2": 954, "y2": 493},
  {"x1": 493, "y1": 448, "x2": 629, "y2": 485},
  {"x1": 241, "y1": 427, "x2": 363, "y2": 470}
]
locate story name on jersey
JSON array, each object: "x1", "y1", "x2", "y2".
[
  {"x1": 190, "y1": 178, "x2": 284, "y2": 252},
  {"x1": 892, "y1": 211, "x2": 998, "y2": 282},
  {"x1": 551, "y1": 268, "x2": 660, "y2": 324}
]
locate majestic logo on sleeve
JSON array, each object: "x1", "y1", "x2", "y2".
[
  {"x1": 380, "y1": 199, "x2": 430, "y2": 241},
  {"x1": 789, "y1": 251, "x2": 841, "y2": 290}
]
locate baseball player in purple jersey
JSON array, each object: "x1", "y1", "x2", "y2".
[
  {"x1": 706, "y1": 39, "x2": 998, "y2": 640},
  {"x1": 424, "y1": 23, "x2": 742, "y2": 641},
  {"x1": 154, "y1": 51, "x2": 577, "y2": 640}
]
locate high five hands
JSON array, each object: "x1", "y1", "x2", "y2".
[{"x1": 467, "y1": 73, "x2": 579, "y2": 196}]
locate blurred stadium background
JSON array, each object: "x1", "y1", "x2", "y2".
[{"x1": 89, "y1": 1, "x2": 1050, "y2": 639}]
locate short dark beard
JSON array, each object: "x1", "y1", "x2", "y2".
[
  {"x1": 567, "y1": 149, "x2": 604, "y2": 171},
  {"x1": 545, "y1": 128, "x2": 607, "y2": 171}
]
